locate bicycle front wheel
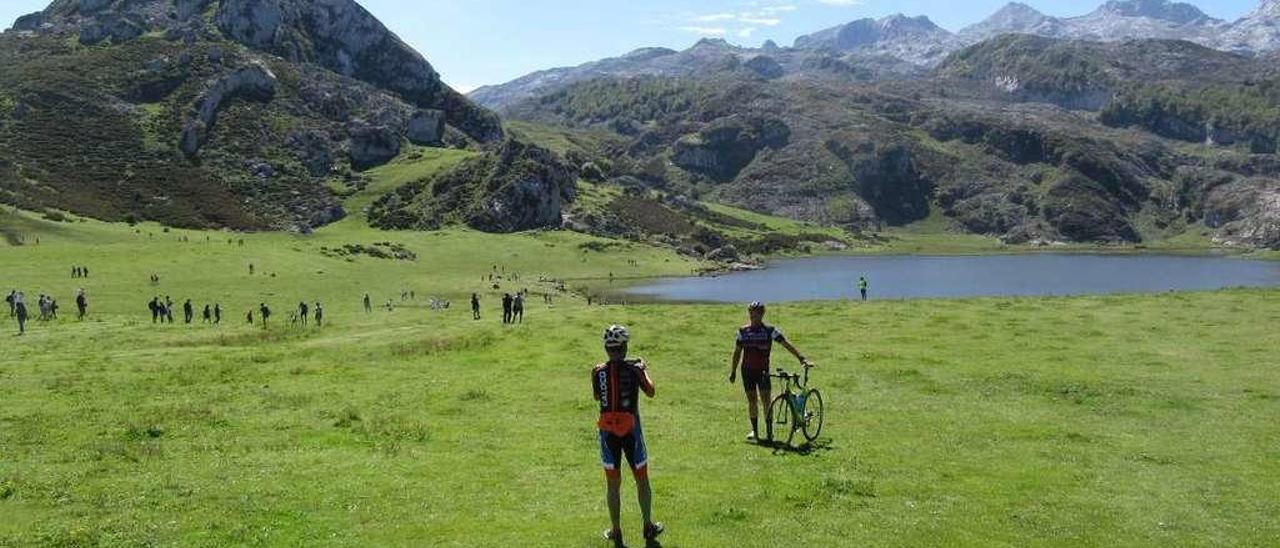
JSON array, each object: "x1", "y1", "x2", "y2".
[
  {"x1": 768, "y1": 393, "x2": 793, "y2": 445},
  {"x1": 801, "y1": 389, "x2": 824, "y2": 442}
]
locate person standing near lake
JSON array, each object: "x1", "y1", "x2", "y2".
[
  {"x1": 730, "y1": 302, "x2": 812, "y2": 443},
  {"x1": 858, "y1": 276, "x2": 869, "y2": 302},
  {"x1": 14, "y1": 292, "x2": 28, "y2": 335},
  {"x1": 593, "y1": 325, "x2": 664, "y2": 546}
]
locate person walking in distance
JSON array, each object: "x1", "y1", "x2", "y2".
[
  {"x1": 202, "y1": 304, "x2": 212, "y2": 324},
  {"x1": 183, "y1": 299, "x2": 194, "y2": 324},
  {"x1": 75, "y1": 289, "x2": 88, "y2": 320},
  {"x1": 858, "y1": 276, "x2": 869, "y2": 302},
  {"x1": 314, "y1": 302, "x2": 323, "y2": 327},
  {"x1": 502, "y1": 293, "x2": 513, "y2": 324},
  {"x1": 259, "y1": 303, "x2": 271, "y2": 328},
  {"x1": 513, "y1": 292, "x2": 525, "y2": 324},
  {"x1": 214, "y1": 303, "x2": 222, "y2": 325},
  {"x1": 299, "y1": 302, "x2": 309, "y2": 326},
  {"x1": 363, "y1": 293, "x2": 372, "y2": 314},
  {"x1": 14, "y1": 292, "x2": 28, "y2": 335},
  {"x1": 471, "y1": 293, "x2": 481, "y2": 321},
  {"x1": 593, "y1": 325, "x2": 664, "y2": 546}
]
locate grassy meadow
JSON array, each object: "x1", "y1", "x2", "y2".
[{"x1": 2, "y1": 168, "x2": 1279, "y2": 546}]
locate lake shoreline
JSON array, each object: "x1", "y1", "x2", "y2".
[{"x1": 617, "y1": 253, "x2": 1280, "y2": 304}]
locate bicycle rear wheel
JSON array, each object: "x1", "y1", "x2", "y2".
[
  {"x1": 768, "y1": 393, "x2": 793, "y2": 445},
  {"x1": 801, "y1": 389, "x2": 824, "y2": 442}
]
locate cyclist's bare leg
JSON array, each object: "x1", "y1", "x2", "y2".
[
  {"x1": 745, "y1": 391, "x2": 759, "y2": 437},
  {"x1": 759, "y1": 387, "x2": 773, "y2": 439},
  {"x1": 606, "y1": 474, "x2": 623, "y2": 535},
  {"x1": 636, "y1": 475, "x2": 653, "y2": 528}
]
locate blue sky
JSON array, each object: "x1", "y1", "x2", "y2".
[{"x1": 0, "y1": 0, "x2": 1263, "y2": 91}]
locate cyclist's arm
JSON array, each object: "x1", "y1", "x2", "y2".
[
  {"x1": 638, "y1": 365, "x2": 656, "y2": 398},
  {"x1": 591, "y1": 368, "x2": 601, "y2": 401},
  {"x1": 730, "y1": 344, "x2": 742, "y2": 381},
  {"x1": 779, "y1": 339, "x2": 809, "y2": 365}
]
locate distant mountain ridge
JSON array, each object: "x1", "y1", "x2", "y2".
[{"x1": 472, "y1": 0, "x2": 1280, "y2": 110}]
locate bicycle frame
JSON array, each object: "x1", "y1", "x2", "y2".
[{"x1": 772, "y1": 368, "x2": 811, "y2": 419}]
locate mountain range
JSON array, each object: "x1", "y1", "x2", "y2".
[
  {"x1": 2, "y1": 0, "x2": 1278, "y2": 252},
  {"x1": 471, "y1": 0, "x2": 1280, "y2": 110}
]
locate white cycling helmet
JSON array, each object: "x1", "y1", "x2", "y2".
[{"x1": 603, "y1": 325, "x2": 630, "y2": 348}]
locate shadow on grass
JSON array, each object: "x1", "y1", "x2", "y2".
[{"x1": 753, "y1": 437, "x2": 833, "y2": 456}]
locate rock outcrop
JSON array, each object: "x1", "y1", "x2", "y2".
[
  {"x1": 1205, "y1": 179, "x2": 1280, "y2": 248},
  {"x1": 347, "y1": 123, "x2": 401, "y2": 171},
  {"x1": 180, "y1": 62, "x2": 278, "y2": 157},
  {"x1": 368, "y1": 139, "x2": 578, "y2": 233},
  {"x1": 213, "y1": 0, "x2": 502, "y2": 143},
  {"x1": 406, "y1": 109, "x2": 445, "y2": 145},
  {"x1": 672, "y1": 117, "x2": 790, "y2": 182}
]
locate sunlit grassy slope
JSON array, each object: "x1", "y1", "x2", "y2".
[{"x1": 1, "y1": 152, "x2": 1278, "y2": 546}]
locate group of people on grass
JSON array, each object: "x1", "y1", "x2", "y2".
[
  {"x1": 71, "y1": 266, "x2": 90, "y2": 279},
  {"x1": 289, "y1": 301, "x2": 325, "y2": 326},
  {"x1": 592, "y1": 301, "x2": 812, "y2": 546},
  {"x1": 7, "y1": 289, "x2": 92, "y2": 335}
]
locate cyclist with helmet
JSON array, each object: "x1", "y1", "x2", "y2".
[
  {"x1": 730, "y1": 302, "x2": 812, "y2": 442},
  {"x1": 593, "y1": 325, "x2": 664, "y2": 546}
]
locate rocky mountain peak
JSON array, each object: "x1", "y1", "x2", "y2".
[
  {"x1": 690, "y1": 37, "x2": 734, "y2": 51},
  {"x1": 9, "y1": 0, "x2": 503, "y2": 143},
  {"x1": 960, "y1": 2, "x2": 1062, "y2": 40},
  {"x1": 793, "y1": 12, "x2": 959, "y2": 65},
  {"x1": 989, "y1": 2, "x2": 1049, "y2": 23},
  {"x1": 1247, "y1": 0, "x2": 1280, "y2": 17},
  {"x1": 1091, "y1": 0, "x2": 1214, "y2": 25}
]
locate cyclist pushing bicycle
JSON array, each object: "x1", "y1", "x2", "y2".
[{"x1": 730, "y1": 302, "x2": 814, "y2": 443}]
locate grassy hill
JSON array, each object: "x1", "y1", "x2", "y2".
[{"x1": 2, "y1": 202, "x2": 1279, "y2": 545}]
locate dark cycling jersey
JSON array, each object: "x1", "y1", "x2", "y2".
[
  {"x1": 593, "y1": 359, "x2": 645, "y2": 416},
  {"x1": 592, "y1": 359, "x2": 649, "y2": 478},
  {"x1": 736, "y1": 324, "x2": 786, "y2": 372}
]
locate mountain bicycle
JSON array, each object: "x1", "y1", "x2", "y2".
[{"x1": 768, "y1": 363, "x2": 823, "y2": 446}]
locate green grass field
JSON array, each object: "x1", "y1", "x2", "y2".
[{"x1": 2, "y1": 192, "x2": 1279, "y2": 546}]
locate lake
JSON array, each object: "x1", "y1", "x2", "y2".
[{"x1": 623, "y1": 254, "x2": 1280, "y2": 303}]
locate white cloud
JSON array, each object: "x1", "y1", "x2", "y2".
[
  {"x1": 678, "y1": 26, "x2": 729, "y2": 37},
  {"x1": 816, "y1": 0, "x2": 864, "y2": 5},
  {"x1": 682, "y1": 2, "x2": 793, "y2": 37}
]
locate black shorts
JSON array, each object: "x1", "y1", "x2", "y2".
[{"x1": 742, "y1": 368, "x2": 772, "y2": 393}]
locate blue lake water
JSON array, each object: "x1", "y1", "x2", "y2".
[{"x1": 623, "y1": 254, "x2": 1280, "y2": 303}]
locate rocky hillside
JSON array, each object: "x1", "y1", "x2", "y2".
[
  {"x1": 0, "y1": 0, "x2": 504, "y2": 230},
  {"x1": 962, "y1": 0, "x2": 1277, "y2": 54},
  {"x1": 470, "y1": 38, "x2": 920, "y2": 111},
  {"x1": 501, "y1": 36, "x2": 1280, "y2": 249},
  {"x1": 792, "y1": 14, "x2": 963, "y2": 66},
  {"x1": 473, "y1": 1, "x2": 1280, "y2": 113}
]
